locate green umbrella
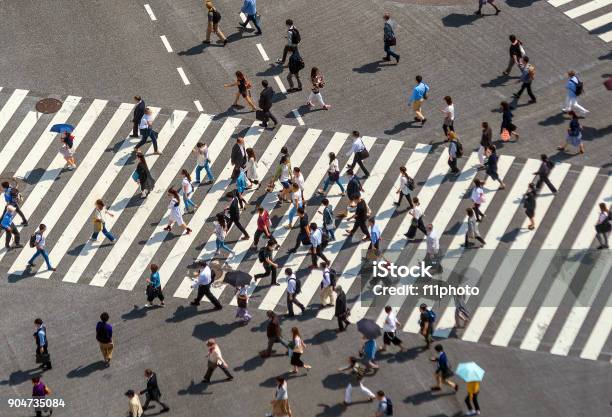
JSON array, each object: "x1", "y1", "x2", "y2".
[{"x1": 455, "y1": 362, "x2": 485, "y2": 382}]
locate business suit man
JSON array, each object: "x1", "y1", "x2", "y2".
[
  {"x1": 226, "y1": 192, "x2": 250, "y2": 240},
  {"x1": 258, "y1": 80, "x2": 278, "y2": 129},
  {"x1": 334, "y1": 286, "x2": 350, "y2": 331},
  {"x1": 230, "y1": 137, "x2": 247, "y2": 181},
  {"x1": 131, "y1": 96, "x2": 145, "y2": 138},
  {"x1": 140, "y1": 369, "x2": 169, "y2": 412}
]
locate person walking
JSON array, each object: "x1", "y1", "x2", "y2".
[
  {"x1": 239, "y1": 0, "x2": 262, "y2": 35},
  {"x1": 309, "y1": 223, "x2": 329, "y2": 268},
  {"x1": 134, "y1": 153, "x2": 155, "y2": 198},
  {"x1": 255, "y1": 239, "x2": 279, "y2": 285},
  {"x1": 334, "y1": 285, "x2": 351, "y2": 331},
  {"x1": 245, "y1": 147, "x2": 259, "y2": 185},
  {"x1": 405, "y1": 197, "x2": 428, "y2": 239},
  {"x1": 307, "y1": 67, "x2": 331, "y2": 110},
  {"x1": 430, "y1": 344, "x2": 458, "y2": 392},
  {"x1": 320, "y1": 198, "x2": 336, "y2": 240},
  {"x1": 463, "y1": 207, "x2": 486, "y2": 248},
  {"x1": 503, "y1": 35, "x2": 524, "y2": 76},
  {"x1": 1, "y1": 204, "x2": 22, "y2": 249},
  {"x1": 368, "y1": 217, "x2": 382, "y2": 258},
  {"x1": 372, "y1": 391, "x2": 393, "y2": 417},
  {"x1": 181, "y1": 169, "x2": 198, "y2": 213},
  {"x1": 513, "y1": 56, "x2": 536, "y2": 103},
  {"x1": 346, "y1": 131, "x2": 370, "y2": 178},
  {"x1": 447, "y1": 131, "x2": 460, "y2": 175},
  {"x1": 478, "y1": 122, "x2": 492, "y2": 169},
  {"x1": 361, "y1": 336, "x2": 379, "y2": 370},
  {"x1": 562, "y1": 71, "x2": 588, "y2": 115},
  {"x1": 286, "y1": 183, "x2": 303, "y2": 228},
  {"x1": 475, "y1": 0, "x2": 500, "y2": 15},
  {"x1": 470, "y1": 179, "x2": 486, "y2": 222},
  {"x1": 292, "y1": 166, "x2": 305, "y2": 199},
  {"x1": 382, "y1": 13, "x2": 400, "y2": 63},
  {"x1": 441, "y1": 96, "x2": 455, "y2": 137},
  {"x1": 224, "y1": 71, "x2": 257, "y2": 111},
  {"x1": 190, "y1": 261, "x2": 223, "y2": 309},
  {"x1": 557, "y1": 111, "x2": 585, "y2": 154},
  {"x1": 140, "y1": 369, "x2": 170, "y2": 413},
  {"x1": 96, "y1": 312, "x2": 113, "y2": 365},
  {"x1": 193, "y1": 142, "x2": 214, "y2": 185},
  {"x1": 345, "y1": 197, "x2": 371, "y2": 241},
  {"x1": 262, "y1": 311, "x2": 289, "y2": 357},
  {"x1": 231, "y1": 136, "x2": 247, "y2": 173},
  {"x1": 272, "y1": 155, "x2": 292, "y2": 203},
  {"x1": 226, "y1": 190, "x2": 250, "y2": 240},
  {"x1": 213, "y1": 213, "x2": 235, "y2": 257},
  {"x1": 134, "y1": 107, "x2": 161, "y2": 154},
  {"x1": 500, "y1": 101, "x2": 519, "y2": 140},
  {"x1": 320, "y1": 262, "x2": 335, "y2": 307},
  {"x1": 534, "y1": 154, "x2": 557, "y2": 193},
  {"x1": 595, "y1": 202, "x2": 611, "y2": 249},
  {"x1": 130, "y1": 96, "x2": 145, "y2": 138},
  {"x1": 318, "y1": 152, "x2": 345, "y2": 195},
  {"x1": 258, "y1": 80, "x2": 278, "y2": 129},
  {"x1": 338, "y1": 356, "x2": 375, "y2": 406},
  {"x1": 286, "y1": 268, "x2": 305, "y2": 317},
  {"x1": 270, "y1": 377, "x2": 292, "y2": 417},
  {"x1": 59, "y1": 131, "x2": 77, "y2": 170},
  {"x1": 523, "y1": 183, "x2": 537, "y2": 230},
  {"x1": 145, "y1": 264, "x2": 165, "y2": 307},
  {"x1": 163, "y1": 189, "x2": 192, "y2": 234},
  {"x1": 91, "y1": 199, "x2": 116, "y2": 242},
  {"x1": 34, "y1": 318, "x2": 52, "y2": 370},
  {"x1": 2, "y1": 180, "x2": 27, "y2": 225},
  {"x1": 32, "y1": 376, "x2": 52, "y2": 417},
  {"x1": 408, "y1": 75, "x2": 430, "y2": 125},
  {"x1": 235, "y1": 284, "x2": 252, "y2": 322},
  {"x1": 287, "y1": 207, "x2": 311, "y2": 254},
  {"x1": 395, "y1": 166, "x2": 415, "y2": 209},
  {"x1": 125, "y1": 390, "x2": 143, "y2": 417},
  {"x1": 380, "y1": 306, "x2": 406, "y2": 352},
  {"x1": 484, "y1": 145, "x2": 506, "y2": 189},
  {"x1": 277, "y1": 19, "x2": 300, "y2": 65},
  {"x1": 465, "y1": 380, "x2": 481, "y2": 416},
  {"x1": 203, "y1": 338, "x2": 233, "y2": 383},
  {"x1": 289, "y1": 327, "x2": 311, "y2": 373},
  {"x1": 287, "y1": 49, "x2": 304, "y2": 92},
  {"x1": 419, "y1": 303, "x2": 435, "y2": 349},
  {"x1": 203, "y1": 1, "x2": 227, "y2": 45},
  {"x1": 252, "y1": 206, "x2": 271, "y2": 248},
  {"x1": 26, "y1": 224, "x2": 56, "y2": 271}
]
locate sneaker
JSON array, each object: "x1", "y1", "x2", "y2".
[
  {"x1": 465, "y1": 411, "x2": 477, "y2": 416},
  {"x1": 185, "y1": 228, "x2": 192, "y2": 235}
]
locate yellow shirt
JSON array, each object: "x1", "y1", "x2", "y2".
[{"x1": 467, "y1": 381, "x2": 480, "y2": 396}]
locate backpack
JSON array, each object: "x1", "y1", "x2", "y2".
[
  {"x1": 546, "y1": 159, "x2": 554, "y2": 171},
  {"x1": 427, "y1": 309, "x2": 437, "y2": 323},
  {"x1": 572, "y1": 78, "x2": 584, "y2": 96},
  {"x1": 290, "y1": 27, "x2": 301, "y2": 44},
  {"x1": 406, "y1": 176, "x2": 415, "y2": 191},
  {"x1": 212, "y1": 9, "x2": 221, "y2": 24},
  {"x1": 297, "y1": 56, "x2": 305, "y2": 70},
  {"x1": 384, "y1": 397, "x2": 394, "y2": 416},
  {"x1": 290, "y1": 277, "x2": 302, "y2": 294},
  {"x1": 455, "y1": 140, "x2": 463, "y2": 158},
  {"x1": 328, "y1": 268, "x2": 338, "y2": 287},
  {"x1": 9, "y1": 187, "x2": 23, "y2": 204},
  {"x1": 527, "y1": 64, "x2": 535, "y2": 81},
  {"x1": 258, "y1": 247, "x2": 267, "y2": 263},
  {"x1": 29, "y1": 233, "x2": 39, "y2": 248}
]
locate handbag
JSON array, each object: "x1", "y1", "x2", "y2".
[
  {"x1": 500, "y1": 128, "x2": 510, "y2": 142},
  {"x1": 386, "y1": 37, "x2": 396, "y2": 46},
  {"x1": 237, "y1": 295, "x2": 248, "y2": 308},
  {"x1": 132, "y1": 170, "x2": 140, "y2": 182},
  {"x1": 255, "y1": 110, "x2": 266, "y2": 121},
  {"x1": 357, "y1": 139, "x2": 369, "y2": 159},
  {"x1": 36, "y1": 352, "x2": 50, "y2": 364},
  {"x1": 93, "y1": 218, "x2": 103, "y2": 233}
]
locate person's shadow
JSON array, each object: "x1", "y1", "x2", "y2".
[
  {"x1": 0, "y1": 368, "x2": 41, "y2": 386},
  {"x1": 66, "y1": 361, "x2": 107, "y2": 378},
  {"x1": 384, "y1": 121, "x2": 421, "y2": 135},
  {"x1": 442, "y1": 13, "x2": 480, "y2": 28},
  {"x1": 177, "y1": 379, "x2": 213, "y2": 396},
  {"x1": 352, "y1": 61, "x2": 382, "y2": 74}
]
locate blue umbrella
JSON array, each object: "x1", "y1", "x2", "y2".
[
  {"x1": 50, "y1": 123, "x2": 74, "y2": 134},
  {"x1": 455, "y1": 362, "x2": 485, "y2": 382}
]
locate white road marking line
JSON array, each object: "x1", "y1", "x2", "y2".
[
  {"x1": 599, "y1": 30, "x2": 612, "y2": 42},
  {"x1": 0, "y1": 111, "x2": 39, "y2": 175},
  {"x1": 160, "y1": 35, "x2": 173, "y2": 52},
  {"x1": 581, "y1": 299, "x2": 612, "y2": 360},
  {"x1": 193, "y1": 100, "x2": 204, "y2": 112},
  {"x1": 239, "y1": 12, "x2": 252, "y2": 29},
  {"x1": 274, "y1": 76, "x2": 287, "y2": 94},
  {"x1": 461, "y1": 163, "x2": 571, "y2": 342},
  {"x1": 582, "y1": 11, "x2": 612, "y2": 30},
  {"x1": 144, "y1": 4, "x2": 157, "y2": 21},
  {"x1": 292, "y1": 109, "x2": 305, "y2": 126},
  {"x1": 565, "y1": 0, "x2": 612, "y2": 18},
  {"x1": 548, "y1": 0, "x2": 574, "y2": 6},
  {"x1": 256, "y1": 43, "x2": 269, "y2": 61},
  {"x1": 491, "y1": 168, "x2": 603, "y2": 347},
  {"x1": 0, "y1": 89, "x2": 28, "y2": 136},
  {"x1": 177, "y1": 67, "x2": 191, "y2": 85}
]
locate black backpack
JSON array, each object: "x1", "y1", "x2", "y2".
[
  {"x1": 384, "y1": 397, "x2": 393, "y2": 416},
  {"x1": 328, "y1": 268, "x2": 338, "y2": 287},
  {"x1": 455, "y1": 140, "x2": 464, "y2": 158},
  {"x1": 572, "y1": 78, "x2": 584, "y2": 96},
  {"x1": 290, "y1": 277, "x2": 302, "y2": 294},
  {"x1": 258, "y1": 247, "x2": 267, "y2": 263},
  {"x1": 406, "y1": 176, "x2": 415, "y2": 191},
  {"x1": 290, "y1": 28, "x2": 301, "y2": 44},
  {"x1": 29, "y1": 233, "x2": 38, "y2": 248},
  {"x1": 212, "y1": 9, "x2": 221, "y2": 24}
]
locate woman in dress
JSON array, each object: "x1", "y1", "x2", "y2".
[
  {"x1": 595, "y1": 202, "x2": 610, "y2": 249},
  {"x1": 163, "y1": 188, "x2": 192, "y2": 234},
  {"x1": 307, "y1": 67, "x2": 331, "y2": 110},
  {"x1": 145, "y1": 263, "x2": 165, "y2": 307},
  {"x1": 523, "y1": 183, "x2": 537, "y2": 230},
  {"x1": 59, "y1": 131, "x2": 77, "y2": 170},
  {"x1": 235, "y1": 284, "x2": 252, "y2": 323},
  {"x1": 470, "y1": 179, "x2": 486, "y2": 223},
  {"x1": 289, "y1": 327, "x2": 311, "y2": 374},
  {"x1": 134, "y1": 153, "x2": 155, "y2": 198},
  {"x1": 224, "y1": 70, "x2": 257, "y2": 111},
  {"x1": 91, "y1": 199, "x2": 115, "y2": 242},
  {"x1": 245, "y1": 147, "x2": 259, "y2": 186},
  {"x1": 271, "y1": 377, "x2": 292, "y2": 417},
  {"x1": 500, "y1": 101, "x2": 519, "y2": 141},
  {"x1": 318, "y1": 152, "x2": 345, "y2": 195},
  {"x1": 181, "y1": 169, "x2": 198, "y2": 213},
  {"x1": 214, "y1": 213, "x2": 235, "y2": 257},
  {"x1": 557, "y1": 111, "x2": 585, "y2": 155}
]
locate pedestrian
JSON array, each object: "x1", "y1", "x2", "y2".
[
  {"x1": 408, "y1": 75, "x2": 429, "y2": 125},
  {"x1": 181, "y1": 169, "x2": 198, "y2": 213},
  {"x1": 213, "y1": 212, "x2": 236, "y2": 257},
  {"x1": 595, "y1": 202, "x2": 611, "y2": 249},
  {"x1": 193, "y1": 142, "x2": 214, "y2": 185},
  {"x1": 318, "y1": 152, "x2": 345, "y2": 195},
  {"x1": 287, "y1": 49, "x2": 304, "y2": 93},
  {"x1": 523, "y1": 182, "x2": 537, "y2": 230},
  {"x1": 320, "y1": 198, "x2": 336, "y2": 240},
  {"x1": 272, "y1": 155, "x2": 292, "y2": 203},
  {"x1": 190, "y1": 260, "x2": 223, "y2": 309},
  {"x1": 346, "y1": 131, "x2": 370, "y2": 178},
  {"x1": 59, "y1": 131, "x2": 77, "y2": 170},
  {"x1": 309, "y1": 223, "x2": 329, "y2": 268},
  {"x1": 2, "y1": 180, "x2": 27, "y2": 225},
  {"x1": 307, "y1": 67, "x2": 331, "y2": 110},
  {"x1": 454, "y1": 294, "x2": 471, "y2": 329},
  {"x1": 1, "y1": 204, "x2": 22, "y2": 249},
  {"x1": 292, "y1": 166, "x2": 305, "y2": 200},
  {"x1": 478, "y1": 122, "x2": 492, "y2": 169},
  {"x1": 513, "y1": 56, "x2": 536, "y2": 103},
  {"x1": 346, "y1": 197, "x2": 371, "y2": 241},
  {"x1": 125, "y1": 389, "x2": 143, "y2": 417},
  {"x1": 405, "y1": 197, "x2": 428, "y2": 239},
  {"x1": 447, "y1": 131, "x2": 460, "y2": 175},
  {"x1": 485, "y1": 145, "x2": 506, "y2": 189},
  {"x1": 534, "y1": 154, "x2": 557, "y2": 193},
  {"x1": 562, "y1": 71, "x2": 588, "y2": 115},
  {"x1": 245, "y1": 147, "x2": 259, "y2": 185},
  {"x1": 33, "y1": 318, "x2": 52, "y2": 370},
  {"x1": 96, "y1": 312, "x2": 113, "y2": 365},
  {"x1": 270, "y1": 377, "x2": 292, "y2": 417},
  {"x1": 382, "y1": 13, "x2": 400, "y2": 63},
  {"x1": 255, "y1": 239, "x2": 279, "y2": 285},
  {"x1": 419, "y1": 303, "x2": 435, "y2": 349},
  {"x1": 470, "y1": 179, "x2": 486, "y2": 222},
  {"x1": 557, "y1": 111, "x2": 585, "y2": 154},
  {"x1": 235, "y1": 284, "x2": 252, "y2": 322},
  {"x1": 252, "y1": 206, "x2": 271, "y2": 248},
  {"x1": 140, "y1": 369, "x2": 170, "y2": 413},
  {"x1": 286, "y1": 183, "x2": 303, "y2": 228},
  {"x1": 320, "y1": 262, "x2": 335, "y2": 307},
  {"x1": 289, "y1": 327, "x2": 311, "y2": 373},
  {"x1": 226, "y1": 191, "x2": 249, "y2": 239},
  {"x1": 258, "y1": 80, "x2": 278, "y2": 129},
  {"x1": 203, "y1": 338, "x2": 233, "y2": 383},
  {"x1": 145, "y1": 263, "x2": 165, "y2": 307},
  {"x1": 380, "y1": 306, "x2": 406, "y2": 352},
  {"x1": 130, "y1": 95, "x2": 145, "y2": 138},
  {"x1": 26, "y1": 224, "x2": 56, "y2": 272},
  {"x1": 277, "y1": 19, "x2": 300, "y2": 65},
  {"x1": 395, "y1": 166, "x2": 415, "y2": 208},
  {"x1": 372, "y1": 391, "x2": 393, "y2": 417},
  {"x1": 32, "y1": 376, "x2": 52, "y2": 417},
  {"x1": 134, "y1": 153, "x2": 155, "y2": 198},
  {"x1": 163, "y1": 189, "x2": 192, "y2": 234},
  {"x1": 463, "y1": 207, "x2": 486, "y2": 248},
  {"x1": 231, "y1": 136, "x2": 247, "y2": 173},
  {"x1": 334, "y1": 285, "x2": 351, "y2": 331},
  {"x1": 368, "y1": 217, "x2": 382, "y2": 259},
  {"x1": 262, "y1": 311, "x2": 289, "y2": 357},
  {"x1": 503, "y1": 35, "x2": 524, "y2": 76},
  {"x1": 91, "y1": 199, "x2": 116, "y2": 242},
  {"x1": 203, "y1": 1, "x2": 227, "y2": 46},
  {"x1": 465, "y1": 379, "x2": 481, "y2": 416},
  {"x1": 287, "y1": 207, "x2": 311, "y2": 254},
  {"x1": 500, "y1": 101, "x2": 519, "y2": 140},
  {"x1": 134, "y1": 107, "x2": 161, "y2": 154},
  {"x1": 338, "y1": 356, "x2": 376, "y2": 406},
  {"x1": 475, "y1": 0, "x2": 500, "y2": 15},
  {"x1": 224, "y1": 71, "x2": 257, "y2": 111},
  {"x1": 430, "y1": 344, "x2": 458, "y2": 392},
  {"x1": 360, "y1": 336, "x2": 379, "y2": 369},
  {"x1": 239, "y1": 0, "x2": 262, "y2": 35},
  {"x1": 286, "y1": 268, "x2": 305, "y2": 317},
  {"x1": 441, "y1": 96, "x2": 455, "y2": 137}
]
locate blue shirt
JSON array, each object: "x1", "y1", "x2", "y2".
[
  {"x1": 566, "y1": 76, "x2": 579, "y2": 98},
  {"x1": 36, "y1": 325, "x2": 47, "y2": 346},
  {"x1": 436, "y1": 351, "x2": 450, "y2": 372},
  {"x1": 237, "y1": 171, "x2": 248, "y2": 193},
  {"x1": 241, "y1": 0, "x2": 256, "y2": 15},
  {"x1": 370, "y1": 223, "x2": 381, "y2": 244},
  {"x1": 149, "y1": 271, "x2": 161, "y2": 288},
  {"x1": 364, "y1": 339, "x2": 377, "y2": 360},
  {"x1": 3, "y1": 188, "x2": 12, "y2": 204},
  {"x1": 96, "y1": 322, "x2": 113, "y2": 341},
  {"x1": 409, "y1": 82, "x2": 429, "y2": 103}
]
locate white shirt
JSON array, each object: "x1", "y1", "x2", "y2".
[
  {"x1": 292, "y1": 190, "x2": 303, "y2": 206},
  {"x1": 426, "y1": 230, "x2": 440, "y2": 254},
  {"x1": 195, "y1": 266, "x2": 213, "y2": 286},
  {"x1": 328, "y1": 159, "x2": 339, "y2": 174},
  {"x1": 246, "y1": 157, "x2": 258, "y2": 180},
  {"x1": 287, "y1": 274, "x2": 298, "y2": 294},
  {"x1": 409, "y1": 206, "x2": 423, "y2": 220},
  {"x1": 293, "y1": 173, "x2": 305, "y2": 192},
  {"x1": 321, "y1": 268, "x2": 331, "y2": 288},
  {"x1": 471, "y1": 187, "x2": 484, "y2": 204},
  {"x1": 35, "y1": 233, "x2": 46, "y2": 249},
  {"x1": 598, "y1": 211, "x2": 609, "y2": 224},
  {"x1": 400, "y1": 175, "x2": 411, "y2": 195},
  {"x1": 280, "y1": 164, "x2": 291, "y2": 182},
  {"x1": 443, "y1": 104, "x2": 455, "y2": 122},
  {"x1": 139, "y1": 114, "x2": 152, "y2": 130},
  {"x1": 346, "y1": 137, "x2": 366, "y2": 156},
  {"x1": 275, "y1": 382, "x2": 288, "y2": 400},
  {"x1": 196, "y1": 145, "x2": 209, "y2": 166},
  {"x1": 214, "y1": 221, "x2": 226, "y2": 240},
  {"x1": 182, "y1": 177, "x2": 193, "y2": 195},
  {"x1": 310, "y1": 228, "x2": 323, "y2": 247},
  {"x1": 383, "y1": 311, "x2": 399, "y2": 332},
  {"x1": 168, "y1": 197, "x2": 182, "y2": 217},
  {"x1": 94, "y1": 208, "x2": 106, "y2": 224}
]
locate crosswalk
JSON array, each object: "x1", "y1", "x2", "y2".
[
  {"x1": 0, "y1": 88, "x2": 610, "y2": 363},
  {"x1": 549, "y1": 0, "x2": 612, "y2": 42}
]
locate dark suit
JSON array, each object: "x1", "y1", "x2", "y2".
[
  {"x1": 226, "y1": 197, "x2": 249, "y2": 238},
  {"x1": 140, "y1": 373, "x2": 169, "y2": 411},
  {"x1": 334, "y1": 290, "x2": 350, "y2": 330},
  {"x1": 258, "y1": 87, "x2": 278, "y2": 126},
  {"x1": 231, "y1": 144, "x2": 247, "y2": 169},
  {"x1": 132, "y1": 100, "x2": 145, "y2": 137}
]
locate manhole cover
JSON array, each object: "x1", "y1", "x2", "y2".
[{"x1": 35, "y1": 98, "x2": 63, "y2": 114}]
